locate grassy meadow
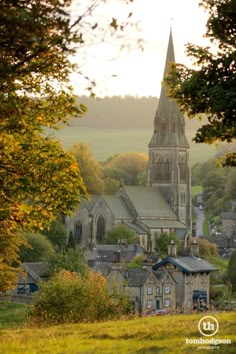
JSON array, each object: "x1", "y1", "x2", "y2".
[
  {"x1": 0, "y1": 304, "x2": 235, "y2": 354},
  {"x1": 48, "y1": 126, "x2": 217, "y2": 166}
]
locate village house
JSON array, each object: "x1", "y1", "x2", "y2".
[
  {"x1": 12, "y1": 262, "x2": 50, "y2": 295},
  {"x1": 86, "y1": 243, "x2": 145, "y2": 274},
  {"x1": 107, "y1": 266, "x2": 176, "y2": 315},
  {"x1": 152, "y1": 240, "x2": 218, "y2": 312}
]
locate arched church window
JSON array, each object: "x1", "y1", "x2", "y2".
[
  {"x1": 74, "y1": 222, "x2": 82, "y2": 244},
  {"x1": 96, "y1": 215, "x2": 105, "y2": 243}
]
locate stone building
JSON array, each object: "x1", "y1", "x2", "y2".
[
  {"x1": 65, "y1": 30, "x2": 192, "y2": 252},
  {"x1": 152, "y1": 240, "x2": 218, "y2": 312},
  {"x1": 107, "y1": 267, "x2": 176, "y2": 314}
]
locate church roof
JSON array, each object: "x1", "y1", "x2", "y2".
[
  {"x1": 124, "y1": 221, "x2": 147, "y2": 235},
  {"x1": 122, "y1": 185, "x2": 176, "y2": 218},
  {"x1": 139, "y1": 219, "x2": 187, "y2": 229},
  {"x1": 152, "y1": 256, "x2": 218, "y2": 273},
  {"x1": 103, "y1": 195, "x2": 132, "y2": 219},
  {"x1": 149, "y1": 30, "x2": 189, "y2": 148}
]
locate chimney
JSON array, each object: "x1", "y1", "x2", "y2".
[
  {"x1": 168, "y1": 240, "x2": 177, "y2": 257},
  {"x1": 191, "y1": 239, "x2": 200, "y2": 257}
]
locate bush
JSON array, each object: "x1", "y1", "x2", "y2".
[
  {"x1": 20, "y1": 232, "x2": 55, "y2": 262},
  {"x1": 105, "y1": 224, "x2": 137, "y2": 244},
  {"x1": 27, "y1": 270, "x2": 131, "y2": 325}
]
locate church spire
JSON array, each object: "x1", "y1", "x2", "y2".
[
  {"x1": 147, "y1": 30, "x2": 192, "y2": 237},
  {"x1": 149, "y1": 29, "x2": 189, "y2": 148}
]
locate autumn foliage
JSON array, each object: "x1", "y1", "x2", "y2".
[{"x1": 27, "y1": 270, "x2": 131, "y2": 325}]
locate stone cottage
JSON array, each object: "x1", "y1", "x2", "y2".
[
  {"x1": 107, "y1": 266, "x2": 176, "y2": 315},
  {"x1": 152, "y1": 240, "x2": 218, "y2": 312}
]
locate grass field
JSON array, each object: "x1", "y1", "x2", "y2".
[
  {"x1": 47, "y1": 126, "x2": 217, "y2": 165},
  {"x1": 0, "y1": 304, "x2": 235, "y2": 354},
  {"x1": 0, "y1": 302, "x2": 28, "y2": 329}
]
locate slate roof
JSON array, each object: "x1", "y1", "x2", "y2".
[
  {"x1": 125, "y1": 269, "x2": 150, "y2": 287},
  {"x1": 18, "y1": 262, "x2": 50, "y2": 284},
  {"x1": 103, "y1": 196, "x2": 132, "y2": 219},
  {"x1": 152, "y1": 256, "x2": 218, "y2": 273},
  {"x1": 122, "y1": 186, "x2": 176, "y2": 218},
  {"x1": 83, "y1": 195, "x2": 99, "y2": 212},
  {"x1": 124, "y1": 221, "x2": 147, "y2": 235},
  {"x1": 94, "y1": 244, "x2": 144, "y2": 263},
  {"x1": 139, "y1": 219, "x2": 186, "y2": 229},
  {"x1": 124, "y1": 269, "x2": 175, "y2": 287}
]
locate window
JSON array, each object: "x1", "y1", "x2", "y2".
[
  {"x1": 165, "y1": 286, "x2": 170, "y2": 294},
  {"x1": 74, "y1": 222, "x2": 82, "y2": 244},
  {"x1": 147, "y1": 287, "x2": 153, "y2": 295},
  {"x1": 96, "y1": 215, "x2": 105, "y2": 243},
  {"x1": 156, "y1": 287, "x2": 160, "y2": 294},
  {"x1": 164, "y1": 299, "x2": 170, "y2": 307},
  {"x1": 147, "y1": 299, "x2": 152, "y2": 309}
]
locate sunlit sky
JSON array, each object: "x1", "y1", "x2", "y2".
[{"x1": 70, "y1": 0, "x2": 210, "y2": 98}]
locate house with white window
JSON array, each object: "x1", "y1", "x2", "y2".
[
  {"x1": 107, "y1": 267, "x2": 176, "y2": 315},
  {"x1": 152, "y1": 240, "x2": 218, "y2": 312}
]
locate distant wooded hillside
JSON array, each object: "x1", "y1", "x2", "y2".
[{"x1": 75, "y1": 95, "x2": 206, "y2": 133}]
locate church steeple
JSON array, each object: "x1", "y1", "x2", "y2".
[
  {"x1": 147, "y1": 30, "x2": 192, "y2": 238},
  {"x1": 149, "y1": 29, "x2": 189, "y2": 148}
]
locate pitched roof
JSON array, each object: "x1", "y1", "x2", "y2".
[
  {"x1": 125, "y1": 269, "x2": 150, "y2": 287},
  {"x1": 124, "y1": 221, "x2": 147, "y2": 235},
  {"x1": 125, "y1": 268, "x2": 175, "y2": 287},
  {"x1": 103, "y1": 196, "x2": 132, "y2": 219},
  {"x1": 139, "y1": 219, "x2": 187, "y2": 229},
  {"x1": 18, "y1": 262, "x2": 50, "y2": 284},
  {"x1": 94, "y1": 244, "x2": 144, "y2": 263},
  {"x1": 152, "y1": 256, "x2": 218, "y2": 273},
  {"x1": 122, "y1": 185, "x2": 176, "y2": 218}
]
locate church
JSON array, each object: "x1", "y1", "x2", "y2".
[{"x1": 65, "y1": 30, "x2": 192, "y2": 252}]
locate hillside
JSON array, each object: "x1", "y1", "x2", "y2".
[
  {"x1": 0, "y1": 311, "x2": 235, "y2": 353},
  {"x1": 47, "y1": 95, "x2": 218, "y2": 164},
  {"x1": 75, "y1": 95, "x2": 206, "y2": 133}
]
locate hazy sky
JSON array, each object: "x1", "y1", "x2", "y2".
[{"x1": 70, "y1": 0, "x2": 210, "y2": 98}]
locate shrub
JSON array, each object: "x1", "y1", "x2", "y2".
[{"x1": 27, "y1": 270, "x2": 131, "y2": 325}]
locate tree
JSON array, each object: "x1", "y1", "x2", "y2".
[
  {"x1": 154, "y1": 232, "x2": 180, "y2": 257},
  {"x1": 67, "y1": 231, "x2": 76, "y2": 250},
  {"x1": 0, "y1": 0, "x2": 135, "y2": 291},
  {"x1": 68, "y1": 143, "x2": 104, "y2": 195},
  {"x1": 103, "y1": 152, "x2": 148, "y2": 185},
  {"x1": 127, "y1": 254, "x2": 146, "y2": 269},
  {"x1": 165, "y1": 0, "x2": 236, "y2": 166},
  {"x1": 197, "y1": 238, "x2": 218, "y2": 258},
  {"x1": 42, "y1": 217, "x2": 67, "y2": 252},
  {"x1": 19, "y1": 233, "x2": 55, "y2": 263},
  {"x1": 105, "y1": 224, "x2": 137, "y2": 244},
  {"x1": 0, "y1": 232, "x2": 28, "y2": 292},
  {"x1": 48, "y1": 248, "x2": 88, "y2": 276},
  {"x1": 27, "y1": 270, "x2": 131, "y2": 325},
  {"x1": 228, "y1": 250, "x2": 236, "y2": 293}
]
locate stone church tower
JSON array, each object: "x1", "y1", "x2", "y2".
[{"x1": 147, "y1": 30, "x2": 192, "y2": 233}]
